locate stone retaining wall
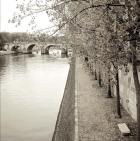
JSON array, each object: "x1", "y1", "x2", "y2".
[{"x1": 52, "y1": 57, "x2": 75, "y2": 141}]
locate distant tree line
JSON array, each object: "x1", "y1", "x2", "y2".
[{"x1": 0, "y1": 32, "x2": 65, "y2": 50}]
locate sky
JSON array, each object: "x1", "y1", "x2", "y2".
[{"x1": 0, "y1": 0, "x2": 54, "y2": 33}]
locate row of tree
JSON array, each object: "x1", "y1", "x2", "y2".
[
  {"x1": 51, "y1": 0, "x2": 140, "y2": 140},
  {"x1": 11, "y1": 0, "x2": 140, "y2": 140}
]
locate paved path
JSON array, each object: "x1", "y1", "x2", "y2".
[{"x1": 75, "y1": 57, "x2": 136, "y2": 141}]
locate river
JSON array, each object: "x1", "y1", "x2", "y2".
[{"x1": 0, "y1": 54, "x2": 70, "y2": 141}]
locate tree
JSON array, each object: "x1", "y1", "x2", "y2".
[{"x1": 124, "y1": 0, "x2": 140, "y2": 140}]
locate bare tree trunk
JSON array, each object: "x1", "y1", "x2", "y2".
[
  {"x1": 124, "y1": 0, "x2": 140, "y2": 139},
  {"x1": 94, "y1": 61, "x2": 97, "y2": 80},
  {"x1": 134, "y1": 1, "x2": 140, "y2": 139},
  {"x1": 131, "y1": 41, "x2": 140, "y2": 141},
  {"x1": 107, "y1": 77, "x2": 112, "y2": 98},
  {"x1": 99, "y1": 69, "x2": 102, "y2": 87},
  {"x1": 132, "y1": 57, "x2": 140, "y2": 141},
  {"x1": 94, "y1": 68, "x2": 97, "y2": 80},
  {"x1": 116, "y1": 68, "x2": 121, "y2": 118},
  {"x1": 107, "y1": 66, "x2": 112, "y2": 98}
]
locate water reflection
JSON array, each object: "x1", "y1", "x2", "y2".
[{"x1": 0, "y1": 54, "x2": 69, "y2": 141}]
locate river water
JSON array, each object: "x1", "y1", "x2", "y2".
[{"x1": 0, "y1": 54, "x2": 70, "y2": 141}]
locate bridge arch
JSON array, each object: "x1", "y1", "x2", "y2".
[
  {"x1": 27, "y1": 44, "x2": 36, "y2": 53},
  {"x1": 45, "y1": 45, "x2": 56, "y2": 54},
  {"x1": 45, "y1": 44, "x2": 67, "y2": 54},
  {"x1": 11, "y1": 45, "x2": 20, "y2": 52},
  {"x1": 27, "y1": 44, "x2": 36, "y2": 51}
]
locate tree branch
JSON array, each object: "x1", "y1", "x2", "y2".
[
  {"x1": 49, "y1": 4, "x2": 106, "y2": 36},
  {"x1": 19, "y1": 0, "x2": 90, "y2": 19}
]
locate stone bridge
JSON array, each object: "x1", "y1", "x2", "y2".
[{"x1": 3, "y1": 42, "x2": 68, "y2": 54}]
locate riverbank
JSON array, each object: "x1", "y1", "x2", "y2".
[
  {"x1": 0, "y1": 51, "x2": 24, "y2": 55},
  {"x1": 0, "y1": 51, "x2": 33, "y2": 55},
  {"x1": 53, "y1": 56, "x2": 137, "y2": 141},
  {"x1": 0, "y1": 51, "x2": 13, "y2": 55},
  {"x1": 52, "y1": 57, "x2": 75, "y2": 141}
]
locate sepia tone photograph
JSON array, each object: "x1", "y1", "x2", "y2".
[{"x1": 0, "y1": 0, "x2": 140, "y2": 141}]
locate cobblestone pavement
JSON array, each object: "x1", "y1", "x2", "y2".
[{"x1": 75, "y1": 57, "x2": 136, "y2": 141}]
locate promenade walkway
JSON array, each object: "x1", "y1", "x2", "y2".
[{"x1": 75, "y1": 57, "x2": 136, "y2": 141}]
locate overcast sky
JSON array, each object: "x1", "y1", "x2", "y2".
[{"x1": 0, "y1": 0, "x2": 53, "y2": 33}]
